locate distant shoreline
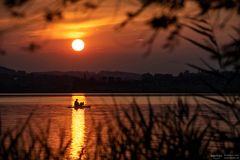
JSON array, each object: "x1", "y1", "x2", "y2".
[
  {"x1": 1, "y1": 66, "x2": 240, "y2": 95},
  {"x1": 0, "y1": 92, "x2": 237, "y2": 97}
]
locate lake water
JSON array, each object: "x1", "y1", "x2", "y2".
[{"x1": 0, "y1": 94, "x2": 224, "y2": 159}]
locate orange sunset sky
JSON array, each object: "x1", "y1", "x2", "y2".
[{"x1": 0, "y1": 0, "x2": 238, "y2": 74}]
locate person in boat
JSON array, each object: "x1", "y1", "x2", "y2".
[{"x1": 74, "y1": 99, "x2": 79, "y2": 107}]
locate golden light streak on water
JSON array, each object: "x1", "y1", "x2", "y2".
[{"x1": 70, "y1": 96, "x2": 86, "y2": 159}]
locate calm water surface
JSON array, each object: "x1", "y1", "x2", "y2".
[{"x1": 0, "y1": 94, "x2": 220, "y2": 159}]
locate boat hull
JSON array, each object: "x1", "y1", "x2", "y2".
[{"x1": 67, "y1": 105, "x2": 91, "y2": 109}]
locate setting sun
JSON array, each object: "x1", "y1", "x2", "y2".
[{"x1": 72, "y1": 39, "x2": 85, "y2": 51}]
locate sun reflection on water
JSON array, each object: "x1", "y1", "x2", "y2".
[{"x1": 71, "y1": 95, "x2": 86, "y2": 159}]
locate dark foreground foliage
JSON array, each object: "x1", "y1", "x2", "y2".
[
  {"x1": 1, "y1": 95, "x2": 240, "y2": 160},
  {"x1": 0, "y1": 114, "x2": 71, "y2": 160},
  {"x1": 92, "y1": 97, "x2": 240, "y2": 160}
]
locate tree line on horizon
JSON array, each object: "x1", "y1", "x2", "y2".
[{"x1": 0, "y1": 65, "x2": 239, "y2": 93}]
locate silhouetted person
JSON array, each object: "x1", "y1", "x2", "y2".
[{"x1": 74, "y1": 99, "x2": 79, "y2": 107}]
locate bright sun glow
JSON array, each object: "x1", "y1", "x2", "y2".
[{"x1": 72, "y1": 39, "x2": 85, "y2": 51}]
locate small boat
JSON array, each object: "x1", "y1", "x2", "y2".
[{"x1": 67, "y1": 105, "x2": 91, "y2": 109}]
